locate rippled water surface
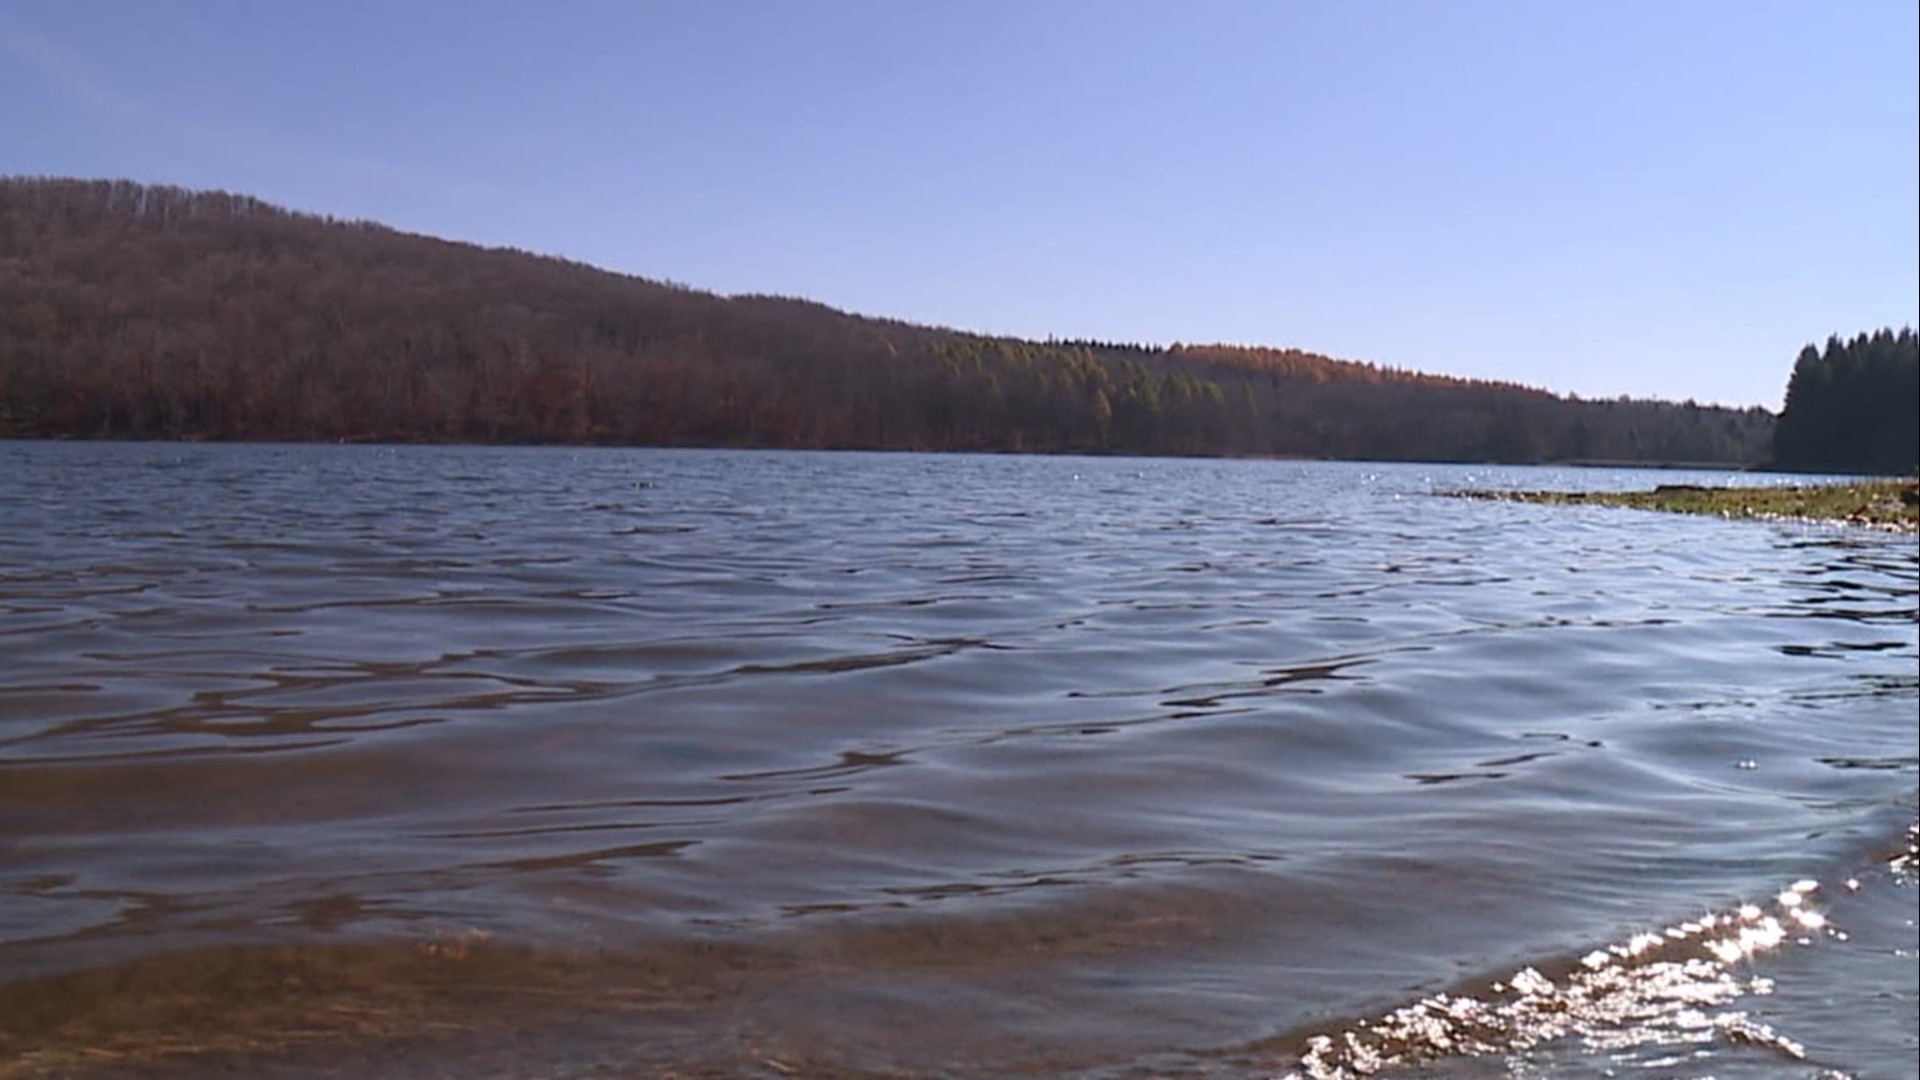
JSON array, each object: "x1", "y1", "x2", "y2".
[{"x1": 1, "y1": 443, "x2": 1914, "y2": 1079}]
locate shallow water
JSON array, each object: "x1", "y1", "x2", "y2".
[{"x1": 0, "y1": 443, "x2": 1913, "y2": 1078}]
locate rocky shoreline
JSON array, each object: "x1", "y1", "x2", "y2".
[{"x1": 1449, "y1": 478, "x2": 1919, "y2": 531}]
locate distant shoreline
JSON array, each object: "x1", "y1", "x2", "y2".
[
  {"x1": 1448, "y1": 479, "x2": 1920, "y2": 530},
  {"x1": 0, "y1": 433, "x2": 1853, "y2": 474}
]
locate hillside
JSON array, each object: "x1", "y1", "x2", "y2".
[{"x1": 0, "y1": 178, "x2": 1774, "y2": 463}]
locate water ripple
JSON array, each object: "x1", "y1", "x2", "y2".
[{"x1": 0, "y1": 445, "x2": 1913, "y2": 1078}]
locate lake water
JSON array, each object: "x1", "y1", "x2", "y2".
[{"x1": 1, "y1": 442, "x2": 1913, "y2": 1079}]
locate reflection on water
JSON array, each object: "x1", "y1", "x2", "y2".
[
  {"x1": 0, "y1": 444, "x2": 1914, "y2": 1078},
  {"x1": 1273, "y1": 831, "x2": 1917, "y2": 1079}
]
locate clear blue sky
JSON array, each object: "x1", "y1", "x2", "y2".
[{"x1": 3, "y1": 1, "x2": 1914, "y2": 409}]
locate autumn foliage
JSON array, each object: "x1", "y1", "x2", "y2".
[{"x1": 0, "y1": 178, "x2": 1774, "y2": 464}]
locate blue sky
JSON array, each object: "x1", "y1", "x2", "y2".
[{"x1": 3, "y1": 1, "x2": 1914, "y2": 409}]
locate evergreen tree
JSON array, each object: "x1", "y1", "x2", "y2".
[{"x1": 1773, "y1": 329, "x2": 1918, "y2": 473}]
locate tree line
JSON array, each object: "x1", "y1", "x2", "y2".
[
  {"x1": 1771, "y1": 327, "x2": 1917, "y2": 474},
  {"x1": 1, "y1": 177, "x2": 1776, "y2": 464}
]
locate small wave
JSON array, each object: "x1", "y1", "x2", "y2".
[{"x1": 1267, "y1": 827, "x2": 1919, "y2": 1079}]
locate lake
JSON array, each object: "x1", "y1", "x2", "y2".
[{"x1": 1, "y1": 442, "x2": 1913, "y2": 1079}]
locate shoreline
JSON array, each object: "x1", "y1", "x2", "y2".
[
  {"x1": 0, "y1": 434, "x2": 1811, "y2": 472},
  {"x1": 1447, "y1": 478, "x2": 1919, "y2": 531}
]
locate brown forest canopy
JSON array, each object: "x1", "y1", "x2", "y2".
[{"x1": 0, "y1": 177, "x2": 1774, "y2": 464}]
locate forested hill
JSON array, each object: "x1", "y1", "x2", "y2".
[{"x1": 0, "y1": 177, "x2": 1774, "y2": 464}]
